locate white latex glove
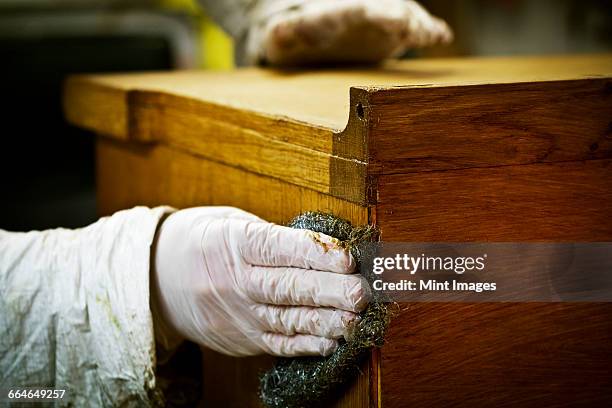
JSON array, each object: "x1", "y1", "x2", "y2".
[
  {"x1": 245, "y1": 0, "x2": 453, "y2": 65},
  {"x1": 151, "y1": 207, "x2": 369, "y2": 357}
]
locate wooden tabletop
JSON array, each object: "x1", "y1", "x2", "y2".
[
  {"x1": 64, "y1": 54, "x2": 612, "y2": 204},
  {"x1": 64, "y1": 54, "x2": 612, "y2": 136}
]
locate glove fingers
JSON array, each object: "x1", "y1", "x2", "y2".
[
  {"x1": 247, "y1": 266, "x2": 370, "y2": 312},
  {"x1": 254, "y1": 304, "x2": 358, "y2": 339},
  {"x1": 261, "y1": 333, "x2": 338, "y2": 357},
  {"x1": 243, "y1": 223, "x2": 355, "y2": 273}
]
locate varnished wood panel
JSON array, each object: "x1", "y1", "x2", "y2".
[
  {"x1": 128, "y1": 91, "x2": 368, "y2": 203},
  {"x1": 365, "y1": 78, "x2": 612, "y2": 174},
  {"x1": 66, "y1": 78, "x2": 369, "y2": 203},
  {"x1": 96, "y1": 138, "x2": 369, "y2": 226},
  {"x1": 376, "y1": 159, "x2": 612, "y2": 242},
  {"x1": 64, "y1": 55, "x2": 612, "y2": 204},
  {"x1": 96, "y1": 138, "x2": 372, "y2": 408},
  {"x1": 376, "y1": 158, "x2": 612, "y2": 407},
  {"x1": 382, "y1": 303, "x2": 612, "y2": 408}
]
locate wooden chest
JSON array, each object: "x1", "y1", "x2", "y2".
[{"x1": 64, "y1": 55, "x2": 612, "y2": 407}]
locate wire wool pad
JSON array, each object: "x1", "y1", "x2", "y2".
[{"x1": 259, "y1": 212, "x2": 391, "y2": 408}]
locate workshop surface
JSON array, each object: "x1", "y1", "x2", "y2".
[{"x1": 64, "y1": 54, "x2": 612, "y2": 407}]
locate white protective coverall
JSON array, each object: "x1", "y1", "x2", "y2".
[{"x1": 0, "y1": 207, "x2": 170, "y2": 406}]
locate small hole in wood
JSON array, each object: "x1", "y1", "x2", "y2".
[{"x1": 356, "y1": 103, "x2": 365, "y2": 120}]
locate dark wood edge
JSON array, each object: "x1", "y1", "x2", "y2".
[
  {"x1": 364, "y1": 77, "x2": 612, "y2": 175},
  {"x1": 333, "y1": 87, "x2": 371, "y2": 162}
]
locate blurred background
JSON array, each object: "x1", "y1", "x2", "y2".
[{"x1": 1, "y1": 0, "x2": 611, "y2": 231}]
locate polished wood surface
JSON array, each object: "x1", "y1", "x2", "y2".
[
  {"x1": 64, "y1": 55, "x2": 612, "y2": 204},
  {"x1": 375, "y1": 159, "x2": 612, "y2": 242},
  {"x1": 383, "y1": 303, "x2": 612, "y2": 408},
  {"x1": 366, "y1": 78, "x2": 612, "y2": 174},
  {"x1": 65, "y1": 54, "x2": 612, "y2": 133},
  {"x1": 375, "y1": 156, "x2": 612, "y2": 406},
  {"x1": 96, "y1": 138, "x2": 368, "y2": 226}
]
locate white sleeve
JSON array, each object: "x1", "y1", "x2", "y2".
[{"x1": 0, "y1": 206, "x2": 174, "y2": 407}]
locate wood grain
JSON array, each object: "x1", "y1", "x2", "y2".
[
  {"x1": 365, "y1": 78, "x2": 612, "y2": 174},
  {"x1": 375, "y1": 159, "x2": 612, "y2": 242},
  {"x1": 64, "y1": 55, "x2": 612, "y2": 204},
  {"x1": 375, "y1": 158, "x2": 612, "y2": 407},
  {"x1": 65, "y1": 54, "x2": 612, "y2": 135},
  {"x1": 96, "y1": 138, "x2": 369, "y2": 225},
  {"x1": 382, "y1": 303, "x2": 612, "y2": 408},
  {"x1": 128, "y1": 91, "x2": 368, "y2": 203},
  {"x1": 65, "y1": 78, "x2": 369, "y2": 203}
]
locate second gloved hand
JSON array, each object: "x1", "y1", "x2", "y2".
[{"x1": 151, "y1": 207, "x2": 369, "y2": 357}]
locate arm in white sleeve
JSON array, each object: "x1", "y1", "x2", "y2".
[{"x1": 0, "y1": 206, "x2": 172, "y2": 407}]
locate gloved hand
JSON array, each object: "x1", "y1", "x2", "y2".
[
  {"x1": 245, "y1": 0, "x2": 453, "y2": 65},
  {"x1": 150, "y1": 207, "x2": 369, "y2": 357}
]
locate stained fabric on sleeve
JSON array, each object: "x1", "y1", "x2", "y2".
[{"x1": 0, "y1": 206, "x2": 174, "y2": 407}]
